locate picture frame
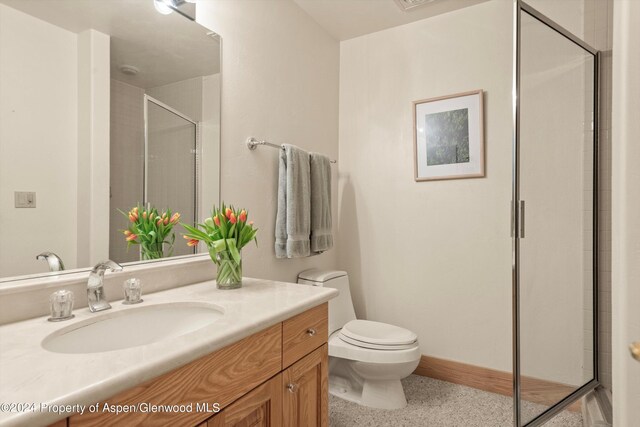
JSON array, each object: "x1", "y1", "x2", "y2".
[{"x1": 413, "y1": 90, "x2": 485, "y2": 181}]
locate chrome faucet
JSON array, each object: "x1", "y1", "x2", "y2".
[
  {"x1": 36, "y1": 252, "x2": 65, "y2": 272},
  {"x1": 87, "y1": 260, "x2": 123, "y2": 312}
]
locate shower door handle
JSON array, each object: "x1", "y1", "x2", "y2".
[
  {"x1": 511, "y1": 200, "x2": 526, "y2": 238},
  {"x1": 519, "y1": 200, "x2": 525, "y2": 238}
]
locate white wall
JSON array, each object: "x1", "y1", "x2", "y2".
[
  {"x1": 611, "y1": 0, "x2": 640, "y2": 423},
  {"x1": 196, "y1": 1, "x2": 340, "y2": 282},
  {"x1": 337, "y1": 0, "x2": 513, "y2": 371},
  {"x1": 0, "y1": 4, "x2": 79, "y2": 276},
  {"x1": 76, "y1": 29, "x2": 110, "y2": 268}
]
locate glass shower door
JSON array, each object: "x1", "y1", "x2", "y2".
[
  {"x1": 513, "y1": 2, "x2": 599, "y2": 426},
  {"x1": 144, "y1": 95, "x2": 198, "y2": 257}
]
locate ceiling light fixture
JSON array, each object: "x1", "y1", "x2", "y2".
[{"x1": 153, "y1": 0, "x2": 174, "y2": 15}]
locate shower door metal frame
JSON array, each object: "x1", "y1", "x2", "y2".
[
  {"x1": 511, "y1": 1, "x2": 600, "y2": 426},
  {"x1": 143, "y1": 94, "x2": 200, "y2": 253}
]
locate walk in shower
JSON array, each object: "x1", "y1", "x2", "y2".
[
  {"x1": 144, "y1": 95, "x2": 199, "y2": 258},
  {"x1": 512, "y1": 1, "x2": 600, "y2": 426}
]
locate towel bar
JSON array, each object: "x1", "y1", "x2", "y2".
[{"x1": 246, "y1": 137, "x2": 337, "y2": 163}]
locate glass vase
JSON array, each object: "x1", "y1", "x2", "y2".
[
  {"x1": 214, "y1": 250, "x2": 242, "y2": 289},
  {"x1": 141, "y1": 243, "x2": 164, "y2": 260}
]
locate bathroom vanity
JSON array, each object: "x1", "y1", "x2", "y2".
[{"x1": 0, "y1": 278, "x2": 337, "y2": 427}]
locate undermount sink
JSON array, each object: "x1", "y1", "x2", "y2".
[{"x1": 42, "y1": 302, "x2": 224, "y2": 354}]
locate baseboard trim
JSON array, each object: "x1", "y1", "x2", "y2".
[{"x1": 414, "y1": 355, "x2": 581, "y2": 412}]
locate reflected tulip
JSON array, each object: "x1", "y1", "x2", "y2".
[
  {"x1": 126, "y1": 234, "x2": 138, "y2": 242},
  {"x1": 187, "y1": 239, "x2": 199, "y2": 247}
]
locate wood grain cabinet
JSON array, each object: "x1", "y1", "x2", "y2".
[
  {"x1": 208, "y1": 374, "x2": 283, "y2": 427},
  {"x1": 283, "y1": 345, "x2": 328, "y2": 427},
  {"x1": 65, "y1": 303, "x2": 328, "y2": 427}
]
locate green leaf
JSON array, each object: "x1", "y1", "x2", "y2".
[
  {"x1": 212, "y1": 239, "x2": 227, "y2": 253},
  {"x1": 226, "y1": 239, "x2": 241, "y2": 264}
]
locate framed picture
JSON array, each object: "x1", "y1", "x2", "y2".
[{"x1": 413, "y1": 90, "x2": 484, "y2": 181}]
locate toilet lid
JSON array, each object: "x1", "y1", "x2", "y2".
[{"x1": 340, "y1": 320, "x2": 417, "y2": 346}]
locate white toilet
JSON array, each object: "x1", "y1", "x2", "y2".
[{"x1": 297, "y1": 269, "x2": 420, "y2": 410}]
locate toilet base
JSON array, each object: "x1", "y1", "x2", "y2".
[{"x1": 329, "y1": 374, "x2": 408, "y2": 410}]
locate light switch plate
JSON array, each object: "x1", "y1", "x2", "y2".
[{"x1": 15, "y1": 191, "x2": 36, "y2": 208}]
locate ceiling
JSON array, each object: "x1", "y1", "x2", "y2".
[
  {"x1": 0, "y1": 0, "x2": 220, "y2": 89},
  {"x1": 293, "y1": 0, "x2": 490, "y2": 41}
]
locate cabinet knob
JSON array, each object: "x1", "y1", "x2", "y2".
[
  {"x1": 286, "y1": 383, "x2": 299, "y2": 393},
  {"x1": 306, "y1": 328, "x2": 317, "y2": 337}
]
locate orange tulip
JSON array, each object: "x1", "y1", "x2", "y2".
[
  {"x1": 157, "y1": 218, "x2": 163, "y2": 226},
  {"x1": 126, "y1": 234, "x2": 137, "y2": 242},
  {"x1": 213, "y1": 216, "x2": 220, "y2": 226},
  {"x1": 170, "y1": 213, "x2": 181, "y2": 224},
  {"x1": 225, "y1": 208, "x2": 232, "y2": 219},
  {"x1": 123, "y1": 230, "x2": 131, "y2": 236},
  {"x1": 229, "y1": 212, "x2": 237, "y2": 224},
  {"x1": 239, "y1": 210, "x2": 247, "y2": 222},
  {"x1": 187, "y1": 239, "x2": 199, "y2": 247},
  {"x1": 142, "y1": 211, "x2": 147, "y2": 219},
  {"x1": 129, "y1": 213, "x2": 137, "y2": 222},
  {"x1": 164, "y1": 217, "x2": 169, "y2": 225},
  {"x1": 149, "y1": 212, "x2": 155, "y2": 221}
]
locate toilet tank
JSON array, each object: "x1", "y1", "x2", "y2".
[{"x1": 297, "y1": 269, "x2": 357, "y2": 335}]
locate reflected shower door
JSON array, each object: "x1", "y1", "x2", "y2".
[
  {"x1": 514, "y1": 2, "x2": 598, "y2": 426},
  {"x1": 145, "y1": 95, "x2": 197, "y2": 257}
]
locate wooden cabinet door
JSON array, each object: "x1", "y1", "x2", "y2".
[
  {"x1": 208, "y1": 374, "x2": 282, "y2": 427},
  {"x1": 282, "y1": 344, "x2": 328, "y2": 427}
]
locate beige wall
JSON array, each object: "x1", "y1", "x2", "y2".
[
  {"x1": 0, "y1": 4, "x2": 79, "y2": 276},
  {"x1": 337, "y1": 0, "x2": 513, "y2": 371},
  {"x1": 195, "y1": 1, "x2": 340, "y2": 282},
  {"x1": 612, "y1": 0, "x2": 640, "y2": 423}
]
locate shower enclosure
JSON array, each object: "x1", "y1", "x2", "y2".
[
  {"x1": 144, "y1": 95, "x2": 199, "y2": 257},
  {"x1": 512, "y1": 1, "x2": 599, "y2": 426}
]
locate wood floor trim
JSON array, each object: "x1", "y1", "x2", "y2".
[{"x1": 414, "y1": 355, "x2": 581, "y2": 412}]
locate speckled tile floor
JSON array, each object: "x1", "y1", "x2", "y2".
[{"x1": 329, "y1": 375, "x2": 583, "y2": 427}]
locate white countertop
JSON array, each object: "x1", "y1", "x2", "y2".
[{"x1": 0, "y1": 278, "x2": 338, "y2": 427}]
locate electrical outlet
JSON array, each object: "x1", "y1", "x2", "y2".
[{"x1": 15, "y1": 191, "x2": 36, "y2": 208}]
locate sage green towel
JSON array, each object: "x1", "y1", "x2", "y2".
[{"x1": 275, "y1": 144, "x2": 311, "y2": 258}]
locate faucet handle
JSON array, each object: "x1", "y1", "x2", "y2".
[
  {"x1": 91, "y1": 260, "x2": 123, "y2": 274},
  {"x1": 48, "y1": 290, "x2": 75, "y2": 322},
  {"x1": 123, "y1": 278, "x2": 143, "y2": 305}
]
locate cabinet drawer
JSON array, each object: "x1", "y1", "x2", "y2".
[
  {"x1": 282, "y1": 303, "x2": 328, "y2": 369},
  {"x1": 69, "y1": 324, "x2": 282, "y2": 427}
]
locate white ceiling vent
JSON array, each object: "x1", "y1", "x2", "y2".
[{"x1": 393, "y1": 0, "x2": 437, "y2": 12}]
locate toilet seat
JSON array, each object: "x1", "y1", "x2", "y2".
[
  {"x1": 329, "y1": 331, "x2": 420, "y2": 364},
  {"x1": 340, "y1": 320, "x2": 417, "y2": 346},
  {"x1": 338, "y1": 334, "x2": 417, "y2": 350}
]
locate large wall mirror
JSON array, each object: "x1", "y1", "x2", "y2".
[{"x1": 0, "y1": 0, "x2": 221, "y2": 282}]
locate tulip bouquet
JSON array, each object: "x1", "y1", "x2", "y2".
[
  {"x1": 121, "y1": 205, "x2": 181, "y2": 260},
  {"x1": 182, "y1": 203, "x2": 258, "y2": 289}
]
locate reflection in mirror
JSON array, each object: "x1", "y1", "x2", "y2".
[{"x1": 0, "y1": 0, "x2": 220, "y2": 282}]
